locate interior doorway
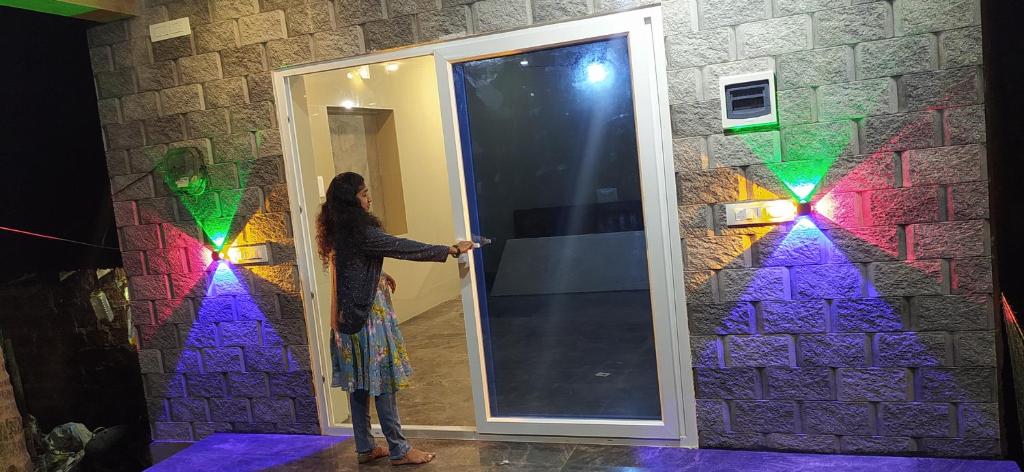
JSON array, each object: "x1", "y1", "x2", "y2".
[{"x1": 275, "y1": 6, "x2": 697, "y2": 445}]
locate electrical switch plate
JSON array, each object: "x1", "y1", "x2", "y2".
[
  {"x1": 724, "y1": 199, "x2": 797, "y2": 226},
  {"x1": 150, "y1": 18, "x2": 191, "y2": 42},
  {"x1": 317, "y1": 176, "x2": 326, "y2": 201}
]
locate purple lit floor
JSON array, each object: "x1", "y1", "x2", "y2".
[{"x1": 147, "y1": 433, "x2": 1021, "y2": 471}]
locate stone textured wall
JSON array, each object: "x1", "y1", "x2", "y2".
[{"x1": 86, "y1": 0, "x2": 997, "y2": 457}]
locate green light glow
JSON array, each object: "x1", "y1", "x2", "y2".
[{"x1": 0, "y1": 0, "x2": 95, "y2": 17}]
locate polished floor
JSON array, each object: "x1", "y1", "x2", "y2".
[{"x1": 148, "y1": 433, "x2": 1021, "y2": 471}]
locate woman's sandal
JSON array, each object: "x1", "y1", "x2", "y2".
[
  {"x1": 357, "y1": 446, "x2": 389, "y2": 464},
  {"x1": 390, "y1": 448, "x2": 436, "y2": 466}
]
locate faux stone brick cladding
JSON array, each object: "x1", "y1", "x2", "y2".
[{"x1": 89, "y1": 0, "x2": 998, "y2": 455}]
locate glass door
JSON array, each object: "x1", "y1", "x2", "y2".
[{"x1": 434, "y1": 10, "x2": 689, "y2": 439}]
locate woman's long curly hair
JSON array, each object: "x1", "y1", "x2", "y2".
[{"x1": 316, "y1": 172, "x2": 381, "y2": 267}]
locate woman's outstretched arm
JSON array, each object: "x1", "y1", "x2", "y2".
[{"x1": 361, "y1": 226, "x2": 452, "y2": 262}]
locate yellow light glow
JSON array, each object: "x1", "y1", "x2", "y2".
[
  {"x1": 225, "y1": 247, "x2": 242, "y2": 264},
  {"x1": 341, "y1": 100, "x2": 355, "y2": 109},
  {"x1": 359, "y1": 66, "x2": 370, "y2": 80},
  {"x1": 385, "y1": 63, "x2": 400, "y2": 72},
  {"x1": 346, "y1": 72, "x2": 354, "y2": 79}
]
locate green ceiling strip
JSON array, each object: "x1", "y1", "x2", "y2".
[{"x1": 0, "y1": 0, "x2": 96, "y2": 17}]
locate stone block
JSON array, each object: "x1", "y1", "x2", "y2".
[
  {"x1": 666, "y1": 29, "x2": 732, "y2": 70},
  {"x1": 761, "y1": 301, "x2": 827, "y2": 334},
  {"x1": 737, "y1": 16, "x2": 811, "y2": 59},
  {"x1": 732, "y1": 400, "x2": 796, "y2": 433},
  {"x1": 908, "y1": 221, "x2": 987, "y2": 259},
  {"x1": 166, "y1": 0, "x2": 212, "y2": 25},
  {"x1": 876, "y1": 332, "x2": 949, "y2": 367},
  {"x1": 700, "y1": 432, "x2": 767, "y2": 449},
  {"x1": 230, "y1": 102, "x2": 274, "y2": 131},
  {"x1": 266, "y1": 37, "x2": 313, "y2": 69},
  {"x1": 533, "y1": 0, "x2": 587, "y2": 22},
  {"x1": 416, "y1": 7, "x2": 468, "y2": 42},
  {"x1": 138, "y1": 61, "x2": 178, "y2": 92},
  {"x1": 804, "y1": 402, "x2": 871, "y2": 435},
  {"x1": 170, "y1": 398, "x2": 209, "y2": 422},
  {"x1": 675, "y1": 166, "x2": 743, "y2": 205},
  {"x1": 203, "y1": 347, "x2": 245, "y2": 372},
  {"x1": 694, "y1": 368, "x2": 760, "y2": 399},
  {"x1": 777, "y1": 47, "x2": 852, "y2": 90},
  {"x1": 718, "y1": 267, "x2": 788, "y2": 301},
  {"x1": 668, "y1": 68, "x2": 701, "y2": 105},
  {"x1": 160, "y1": 85, "x2": 205, "y2": 115},
  {"x1": 800, "y1": 334, "x2": 868, "y2": 367},
  {"x1": 247, "y1": 73, "x2": 274, "y2": 103},
  {"x1": 212, "y1": 0, "x2": 260, "y2": 22},
  {"x1": 840, "y1": 436, "x2": 915, "y2": 454},
  {"x1": 950, "y1": 181, "x2": 989, "y2": 221},
  {"x1": 390, "y1": 0, "x2": 436, "y2": 16},
  {"x1": 783, "y1": 121, "x2": 857, "y2": 161},
  {"x1": 869, "y1": 260, "x2": 945, "y2": 296},
  {"x1": 792, "y1": 264, "x2": 863, "y2": 300},
  {"x1": 252, "y1": 397, "x2": 295, "y2": 422},
  {"x1": 276, "y1": 423, "x2": 320, "y2": 435},
  {"x1": 195, "y1": 21, "x2": 239, "y2": 53},
  {"x1": 179, "y1": 53, "x2": 223, "y2": 84},
  {"x1": 687, "y1": 302, "x2": 754, "y2": 335},
  {"x1": 766, "y1": 434, "x2": 837, "y2": 453},
  {"x1": 818, "y1": 79, "x2": 896, "y2": 121},
  {"x1": 146, "y1": 373, "x2": 186, "y2": 398},
  {"x1": 727, "y1": 335, "x2": 793, "y2": 367},
  {"x1": 148, "y1": 249, "x2": 190, "y2": 276},
  {"x1": 944, "y1": 105, "x2": 986, "y2": 145},
  {"x1": 204, "y1": 77, "x2": 249, "y2": 109},
  {"x1": 97, "y1": 98, "x2": 121, "y2": 125},
  {"x1": 941, "y1": 26, "x2": 982, "y2": 68},
  {"x1": 961, "y1": 403, "x2": 999, "y2": 438},
  {"x1": 269, "y1": 371, "x2": 314, "y2": 397},
  {"x1": 902, "y1": 67, "x2": 981, "y2": 112},
  {"x1": 286, "y1": 2, "x2": 333, "y2": 36},
  {"x1": 166, "y1": 349, "x2": 203, "y2": 373},
  {"x1": 188, "y1": 109, "x2": 230, "y2": 139},
  {"x1": 138, "y1": 349, "x2": 164, "y2": 373},
  {"x1": 244, "y1": 346, "x2": 288, "y2": 372},
  {"x1": 220, "y1": 321, "x2": 261, "y2": 346},
  {"x1": 685, "y1": 235, "x2": 750, "y2": 270},
  {"x1": 895, "y1": 0, "x2": 978, "y2": 35},
  {"x1": 919, "y1": 367, "x2": 994, "y2": 402},
  {"x1": 862, "y1": 111, "x2": 939, "y2": 155},
  {"x1": 703, "y1": 58, "x2": 775, "y2": 100},
  {"x1": 838, "y1": 368, "x2": 909, "y2": 401},
  {"x1": 957, "y1": 331, "x2": 996, "y2": 367},
  {"x1": 662, "y1": 0, "x2": 694, "y2": 36},
  {"x1": 364, "y1": 16, "x2": 416, "y2": 51},
  {"x1": 697, "y1": 0, "x2": 770, "y2": 29},
  {"x1": 105, "y1": 124, "x2": 144, "y2": 155},
  {"x1": 813, "y1": 3, "x2": 892, "y2": 48},
  {"x1": 220, "y1": 44, "x2": 267, "y2": 77},
  {"x1": 765, "y1": 367, "x2": 831, "y2": 400},
  {"x1": 210, "y1": 397, "x2": 252, "y2": 422},
  {"x1": 96, "y1": 69, "x2": 137, "y2": 99},
  {"x1": 866, "y1": 187, "x2": 941, "y2": 226},
  {"x1": 757, "y1": 223, "x2": 826, "y2": 267},
  {"x1": 193, "y1": 422, "x2": 233, "y2": 440},
  {"x1": 145, "y1": 115, "x2": 188, "y2": 145},
  {"x1": 685, "y1": 270, "x2": 716, "y2": 304},
  {"x1": 186, "y1": 373, "x2": 228, "y2": 397},
  {"x1": 775, "y1": 0, "x2": 844, "y2": 16},
  {"x1": 122, "y1": 93, "x2": 160, "y2": 122},
  {"x1": 287, "y1": 345, "x2": 312, "y2": 371},
  {"x1": 879, "y1": 402, "x2": 951, "y2": 437},
  {"x1": 919, "y1": 438, "x2": 1000, "y2": 458},
  {"x1": 670, "y1": 99, "x2": 722, "y2": 137},
  {"x1": 855, "y1": 35, "x2": 936, "y2": 80},
  {"x1": 111, "y1": 173, "x2": 155, "y2": 202},
  {"x1": 152, "y1": 35, "x2": 195, "y2": 62},
  {"x1": 237, "y1": 11, "x2": 286, "y2": 45},
  {"x1": 691, "y1": 336, "x2": 722, "y2": 367},
  {"x1": 90, "y1": 46, "x2": 113, "y2": 72},
  {"x1": 953, "y1": 257, "x2": 993, "y2": 294},
  {"x1": 88, "y1": 21, "x2": 128, "y2": 47},
  {"x1": 334, "y1": 0, "x2": 384, "y2": 26},
  {"x1": 695, "y1": 399, "x2": 727, "y2": 433},
  {"x1": 112, "y1": 202, "x2": 137, "y2": 228},
  {"x1": 153, "y1": 423, "x2": 192, "y2": 441},
  {"x1": 777, "y1": 88, "x2": 815, "y2": 126},
  {"x1": 233, "y1": 423, "x2": 277, "y2": 433},
  {"x1": 130, "y1": 274, "x2": 170, "y2": 300},
  {"x1": 826, "y1": 226, "x2": 900, "y2": 263},
  {"x1": 475, "y1": 0, "x2": 529, "y2": 33}
]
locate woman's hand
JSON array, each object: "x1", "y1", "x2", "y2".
[
  {"x1": 383, "y1": 273, "x2": 397, "y2": 293},
  {"x1": 450, "y1": 241, "x2": 475, "y2": 255}
]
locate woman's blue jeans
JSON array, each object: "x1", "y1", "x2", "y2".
[{"x1": 349, "y1": 389, "x2": 411, "y2": 460}]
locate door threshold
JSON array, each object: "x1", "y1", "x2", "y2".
[{"x1": 323, "y1": 425, "x2": 688, "y2": 448}]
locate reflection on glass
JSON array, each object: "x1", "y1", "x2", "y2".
[{"x1": 454, "y1": 37, "x2": 661, "y2": 420}]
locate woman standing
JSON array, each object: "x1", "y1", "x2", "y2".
[{"x1": 317, "y1": 172, "x2": 473, "y2": 466}]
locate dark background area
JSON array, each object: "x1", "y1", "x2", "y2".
[
  {"x1": 984, "y1": 0, "x2": 1024, "y2": 463},
  {"x1": 0, "y1": 6, "x2": 121, "y2": 280}
]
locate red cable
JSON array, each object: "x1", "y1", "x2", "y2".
[{"x1": 0, "y1": 225, "x2": 120, "y2": 251}]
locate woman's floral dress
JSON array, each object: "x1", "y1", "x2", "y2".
[{"x1": 329, "y1": 276, "x2": 413, "y2": 396}]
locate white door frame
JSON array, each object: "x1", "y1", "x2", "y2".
[{"x1": 272, "y1": 6, "x2": 698, "y2": 446}]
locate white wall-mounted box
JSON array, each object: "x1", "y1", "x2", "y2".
[{"x1": 719, "y1": 71, "x2": 778, "y2": 131}]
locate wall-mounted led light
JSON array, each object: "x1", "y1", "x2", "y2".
[
  {"x1": 520, "y1": 59, "x2": 529, "y2": 66},
  {"x1": 724, "y1": 199, "x2": 798, "y2": 226},
  {"x1": 341, "y1": 100, "x2": 355, "y2": 109},
  {"x1": 346, "y1": 72, "x2": 354, "y2": 79},
  {"x1": 385, "y1": 63, "x2": 400, "y2": 72},
  {"x1": 359, "y1": 65, "x2": 370, "y2": 80},
  {"x1": 218, "y1": 244, "x2": 270, "y2": 265}
]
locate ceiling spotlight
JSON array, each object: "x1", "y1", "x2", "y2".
[
  {"x1": 385, "y1": 63, "x2": 400, "y2": 72},
  {"x1": 341, "y1": 100, "x2": 355, "y2": 109}
]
